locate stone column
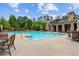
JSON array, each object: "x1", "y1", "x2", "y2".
[
  {"x1": 51, "y1": 26, "x2": 53, "y2": 31},
  {"x1": 70, "y1": 23, "x2": 74, "y2": 32},
  {"x1": 56, "y1": 25, "x2": 58, "y2": 32},
  {"x1": 50, "y1": 24, "x2": 53, "y2": 32},
  {"x1": 77, "y1": 22, "x2": 79, "y2": 31},
  {"x1": 62, "y1": 24, "x2": 65, "y2": 32}
]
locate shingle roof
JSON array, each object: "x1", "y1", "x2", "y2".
[{"x1": 53, "y1": 16, "x2": 79, "y2": 25}]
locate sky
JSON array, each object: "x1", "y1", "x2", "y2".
[{"x1": 0, "y1": 3, "x2": 79, "y2": 20}]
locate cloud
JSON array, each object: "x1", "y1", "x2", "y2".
[
  {"x1": 14, "y1": 9, "x2": 20, "y2": 13},
  {"x1": 32, "y1": 4, "x2": 34, "y2": 6},
  {"x1": 27, "y1": 16, "x2": 31, "y2": 19},
  {"x1": 8, "y1": 3, "x2": 20, "y2": 8},
  {"x1": 37, "y1": 3, "x2": 44, "y2": 11},
  {"x1": 71, "y1": 3, "x2": 79, "y2": 9},
  {"x1": 41, "y1": 11, "x2": 48, "y2": 14},
  {"x1": 25, "y1": 9, "x2": 29, "y2": 13},
  {"x1": 73, "y1": 3, "x2": 79, "y2": 9},
  {"x1": 68, "y1": 4, "x2": 79, "y2": 10},
  {"x1": 62, "y1": 13, "x2": 66, "y2": 16},
  {"x1": 68, "y1": 6, "x2": 73, "y2": 10},
  {"x1": 8, "y1": 3, "x2": 20, "y2": 13},
  {"x1": 37, "y1": 3, "x2": 59, "y2": 14},
  {"x1": 46, "y1": 4, "x2": 58, "y2": 11}
]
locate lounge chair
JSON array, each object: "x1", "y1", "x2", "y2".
[{"x1": 0, "y1": 35, "x2": 16, "y2": 56}]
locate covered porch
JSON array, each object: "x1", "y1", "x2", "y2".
[{"x1": 53, "y1": 22, "x2": 77, "y2": 33}]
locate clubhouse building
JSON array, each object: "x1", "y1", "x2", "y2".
[{"x1": 46, "y1": 11, "x2": 79, "y2": 32}]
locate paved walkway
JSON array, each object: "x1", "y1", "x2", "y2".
[{"x1": 1, "y1": 34, "x2": 79, "y2": 56}]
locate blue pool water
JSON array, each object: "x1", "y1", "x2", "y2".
[{"x1": 7, "y1": 31, "x2": 64, "y2": 40}]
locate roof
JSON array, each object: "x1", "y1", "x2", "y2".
[{"x1": 53, "y1": 16, "x2": 79, "y2": 25}]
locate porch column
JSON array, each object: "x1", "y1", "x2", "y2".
[
  {"x1": 51, "y1": 25, "x2": 54, "y2": 31},
  {"x1": 77, "y1": 21, "x2": 79, "y2": 31},
  {"x1": 62, "y1": 24, "x2": 65, "y2": 32},
  {"x1": 56, "y1": 25, "x2": 58, "y2": 32},
  {"x1": 70, "y1": 23, "x2": 74, "y2": 32},
  {"x1": 50, "y1": 23, "x2": 54, "y2": 31}
]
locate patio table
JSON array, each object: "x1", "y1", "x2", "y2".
[
  {"x1": 0, "y1": 38, "x2": 8, "y2": 43},
  {"x1": 0, "y1": 38, "x2": 8, "y2": 54},
  {"x1": 0, "y1": 38, "x2": 8, "y2": 47}
]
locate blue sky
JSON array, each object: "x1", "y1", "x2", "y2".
[{"x1": 0, "y1": 3, "x2": 79, "y2": 20}]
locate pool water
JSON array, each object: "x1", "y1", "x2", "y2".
[{"x1": 7, "y1": 31, "x2": 64, "y2": 40}]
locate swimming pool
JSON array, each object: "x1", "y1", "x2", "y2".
[{"x1": 7, "y1": 31, "x2": 64, "y2": 40}]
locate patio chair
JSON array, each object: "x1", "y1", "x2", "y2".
[
  {"x1": 74, "y1": 31, "x2": 79, "y2": 41},
  {"x1": 0, "y1": 34, "x2": 8, "y2": 39},
  {"x1": 0, "y1": 35, "x2": 16, "y2": 56},
  {"x1": 72, "y1": 31, "x2": 76, "y2": 40},
  {"x1": 71, "y1": 31, "x2": 79, "y2": 41}
]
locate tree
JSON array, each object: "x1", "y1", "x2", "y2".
[
  {"x1": 40, "y1": 22, "x2": 46, "y2": 31},
  {"x1": 62, "y1": 15, "x2": 68, "y2": 20},
  {"x1": 0, "y1": 17, "x2": 11, "y2": 30},
  {"x1": 9, "y1": 15, "x2": 20, "y2": 28},
  {"x1": 31, "y1": 21, "x2": 46, "y2": 31},
  {"x1": 17, "y1": 16, "x2": 32, "y2": 30},
  {"x1": 31, "y1": 21, "x2": 36, "y2": 30},
  {"x1": 17, "y1": 16, "x2": 25, "y2": 29},
  {"x1": 53, "y1": 16, "x2": 62, "y2": 23}
]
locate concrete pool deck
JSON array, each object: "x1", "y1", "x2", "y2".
[{"x1": 1, "y1": 34, "x2": 79, "y2": 56}]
